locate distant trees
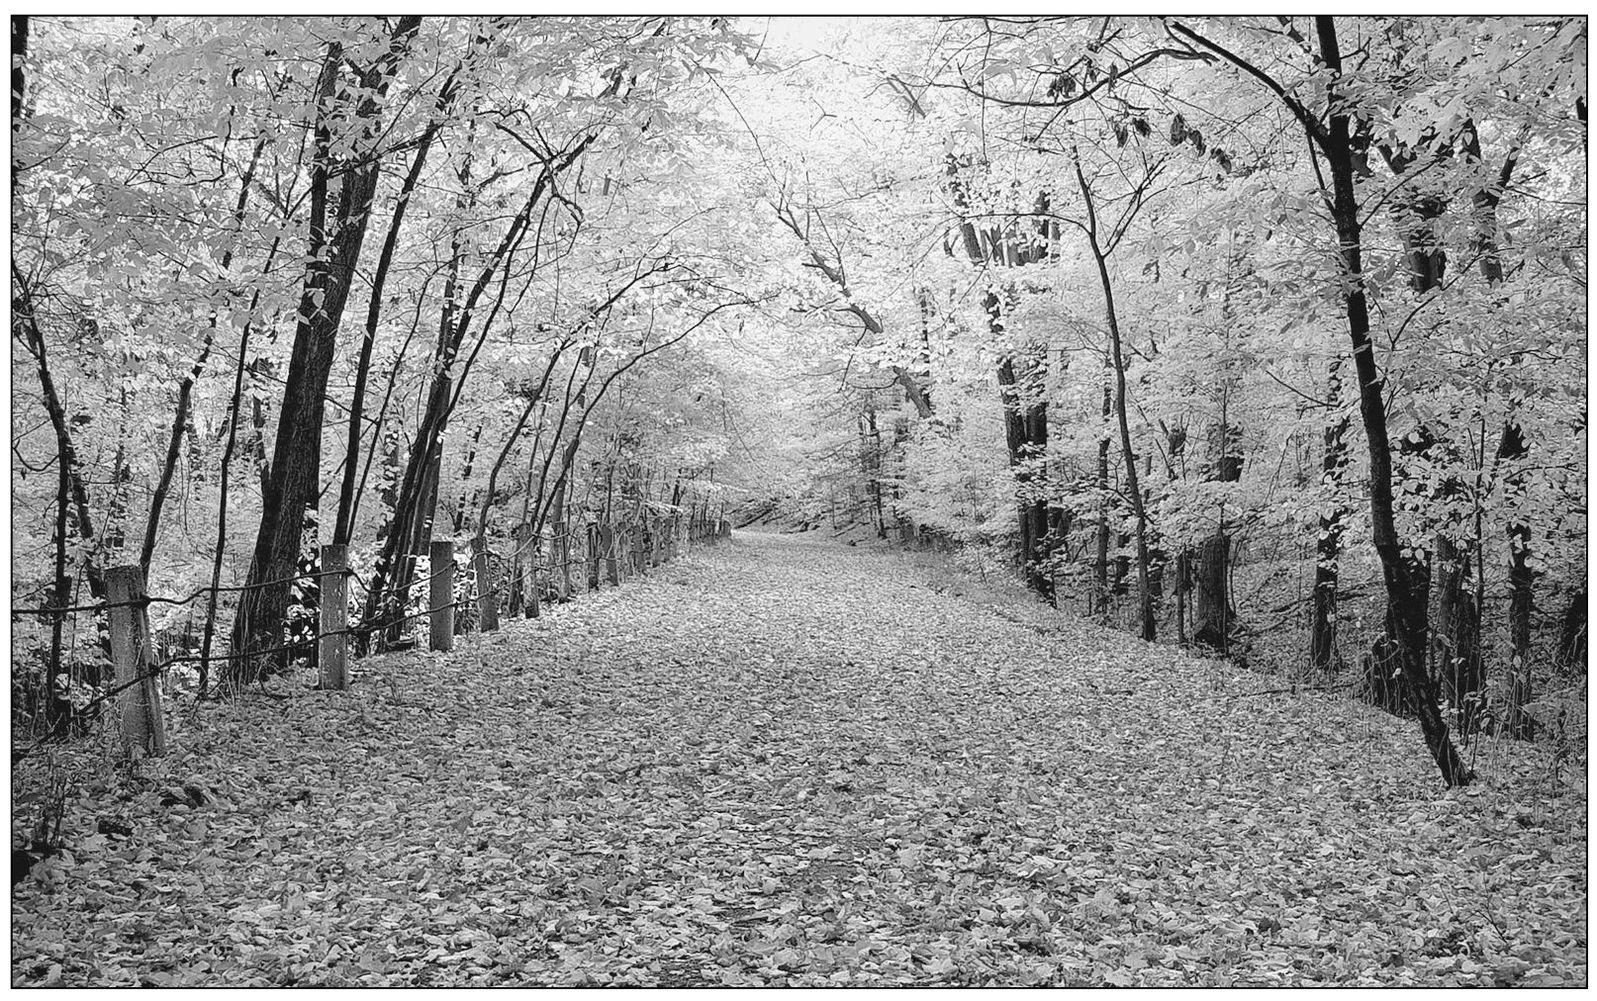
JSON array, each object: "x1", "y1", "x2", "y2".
[{"x1": 718, "y1": 15, "x2": 1583, "y2": 788}]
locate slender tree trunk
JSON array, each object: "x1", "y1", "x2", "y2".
[
  {"x1": 364, "y1": 136, "x2": 590, "y2": 642},
  {"x1": 1314, "y1": 16, "x2": 1468, "y2": 785},
  {"x1": 12, "y1": 15, "x2": 27, "y2": 189},
  {"x1": 197, "y1": 237, "x2": 280, "y2": 696},
  {"x1": 1077, "y1": 157, "x2": 1154, "y2": 641},
  {"x1": 1310, "y1": 360, "x2": 1348, "y2": 671},
  {"x1": 142, "y1": 134, "x2": 267, "y2": 571},
  {"x1": 13, "y1": 270, "x2": 105, "y2": 601},
  {"x1": 1193, "y1": 425, "x2": 1242, "y2": 652},
  {"x1": 997, "y1": 351, "x2": 1053, "y2": 599},
  {"x1": 451, "y1": 420, "x2": 487, "y2": 534},
  {"x1": 335, "y1": 70, "x2": 455, "y2": 547},
  {"x1": 1094, "y1": 383, "x2": 1112, "y2": 615},
  {"x1": 1381, "y1": 141, "x2": 1479, "y2": 728},
  {"x1": 1464, "y1": 121, "x2": 1537, "y2": 735}
]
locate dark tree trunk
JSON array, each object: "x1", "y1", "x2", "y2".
[
  {"x1": 1192, "y1": 532, "x2": 1231, "y2": 651},
  {"x1": 230, "y1": 21, "x2": 421, "y2": 684},
  {"x1": 1556, "y1": 588, "x2": 1586, "y2": 675},
  {"x1": 997, "y1": 350, "x2": 1053, "y2": 600},
  {"x1": 1310, "y1": 362, "x2": 1349, "y2": 671},
  {"x1": 11, "y1": 15, "x2": 26, "y2": 189},
  {"x1": 451, "y1": 419, "x2": 487, "y2": 534},
  {"x1": 1094, "y1": 384, "x2": 1112, "y2": 614},
  {"x1": 363, "y1": 134, "x2": 591, "y2": 645},
  {"x1": 1193, "y1": 423, "x2": 1242, "y2": 653},
  {"x1": 1380, "y1": 138, "x2": 1479, "y2": 727},
  {"x1": 1076, "y1": 156, "x2": 1154, "y2": 641},
  {"x1": 1464, "y1": 121, "x2": 1538, "y2": 735},
  {"x1": 1431, "y1": 532, "x2": 1483, "y2": 734},
  {"x1": 1171, "y1": 14, "x2": 1471, "y2": 782},
  {"x1": 948, "y1": 166, "x2": 1053, "y2": 598},
  {"x1": 1313, "y1": 16, "x2": 1469, "y2": 786},
  {"x1": 335, "y1": 69, "x2": 455, "y2": 547}
]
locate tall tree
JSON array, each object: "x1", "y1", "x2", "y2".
[
  {"x1": 230, "y1": 17, "x2": 423, "y2": 683},
  {"x1": 1168, "y1": 16, "x2": 1471, "y2": 785}
]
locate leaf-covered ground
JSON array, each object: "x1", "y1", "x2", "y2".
[{"x1": 11, "y1": 532, "x2": 1586, "y2": 987}]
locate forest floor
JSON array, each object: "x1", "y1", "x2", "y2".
[{"x1": 10, "y1": 531, "x2": 1586, "y2": 987}]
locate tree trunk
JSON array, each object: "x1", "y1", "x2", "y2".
[
  {"x1": 1192, "y1": 533, "x2": 1231, "y2": 651},
  {"x1": 1094, "y1": 384, "x2": 1112, "y2": 615},
  {"x1": 1313, "y1": 16, "x2": 1469, "y2": 786},
  {"x1": 1381, "y1": 139, "x2": 1479, "y2": 729},
  {"x1": 1463, "y1": 120, "x2": 1538, "y2": 736},
  {"x1": 142, "y1": 135, "x2": 267, "y2": 571},
  {"x1": 364, "y1": 136, "x2": 592, "y2": 642},
  {"x1": 335, "y1": 69, "x2": 455, "y2": 547},
  {"x1": 1556, "y1": 588, "x2": 1586, "y2": 675},
  {"x1": 231, "y1": 21, "x2": 421, "y2": 684},
  {"x1": 1076, "y1": 155, "x2": 1153, "y2": 641},
  {"x1": 1193, "y1": 425, "x2": 1242, "y2": 653},
  {"x1": 997, "y1": 350, "x2": 1053, "y2": 599},
  {"x1": 1310, "y1": 349, "x2": 1349, "y2": 671}
]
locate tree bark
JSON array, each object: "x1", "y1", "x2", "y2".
[
  {"x1": 1193, "y1": 424, "x2": 1242, "y2": 652},
  {"x1": 335, "y1": 68, "x2": 456, "y2": 547},
  {"x1": 1380, "y1": 131, "x2": 1482, "y2": 729},
  {"x1": 1094, "y1": 382, "x2": 1112, "y2": 614},
  {"x1": 230, "y1": 19, "x2": 421, "y2": 683},
  {"x1": 1312, "y1": 16, "x2": 1469, "y2": 785},
  {"x1": 1463, "y1": 120, "x2": 1537, "y2": 735},
  {"x1": 364, "y1": 134, "x2": 592, "y2": 644},
  {"x1": 1310, "y1": 360, "x2": 1348, "y2": 671},
  {"x1": 1076, "y1": 155, "x2": 1154, "y2": 641}
]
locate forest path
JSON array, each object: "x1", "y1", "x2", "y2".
[{"x1": 12, "y1": 532, "x2": 1584, "y2": 987}]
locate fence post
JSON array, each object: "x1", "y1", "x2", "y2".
[
  {"x1": 528, "y1": 531, "x2": 543, "y2": 618},
  {"x1": 105, "y1": 565, "x2": 166, "y2": 758},
  {"x1": 319, "y1": 543, "x2": 349, "y2": 690},
  {"x1": 603, "y1": 524, "x2": 620, "y2": 586},
  {"x1": 429, "y1": 539, "x2": 454, "y2": 652},
  {"x1": 474, "y1": 542, "x2": 499, "y2": 633},
  {"x1": 556, "y1": 519, "x2": 572, "y2": 602}
]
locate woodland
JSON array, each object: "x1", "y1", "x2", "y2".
[{"x1": 8, "y1": 14, "x2": 1589, "y2": 987}]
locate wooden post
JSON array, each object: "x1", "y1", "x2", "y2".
[
  {"x1": 528, "y1": 531, "x2": 543, "y2": 618},
  {"x1": 587, "y1": 523, "x2": 601, "y2": 591},
  {"x1": 105, "y1": 566, "x2": 166, "y2": 758},
  {"x1": 319, "y1": 543, "x2": 350, "y2": 690},
  {"x1": 474, "y1": 542, "x2": 499, "y2": 632},
  {"x1": 429, "y1": 539, "x2": 454, "y2": 652},
  {"x1": 603, "y1": 524, "x2": 619, "y2": 586},
  {"x1": 556, "y1": 519, "x2": 572, "y2": 602}
]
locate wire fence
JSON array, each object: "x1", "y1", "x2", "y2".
[
  {"x1": 10, "y1": 517, "x2": 722, "y2": 620},
  {"x1": 11, "y1": 515, "x2": 734, "y2": 735}
]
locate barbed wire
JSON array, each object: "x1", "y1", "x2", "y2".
[
  {"x1": 14, "y1": 521, "x2": 730, "y2": 759},
  {"x1": 11, "y1": 553, "x2": 471, "y2": 620}
]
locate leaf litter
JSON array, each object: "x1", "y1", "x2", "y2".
[{"x1": 11, "y1": 532, "x2": 1585, "y2": 987}]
